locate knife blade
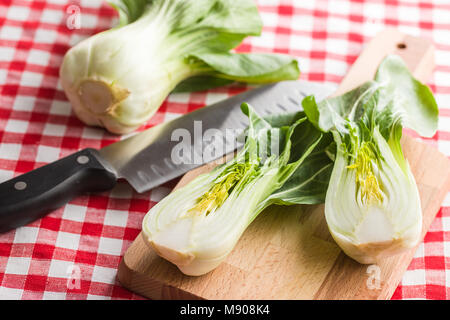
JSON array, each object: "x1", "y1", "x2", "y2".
[{"x1": 0, "y1": 80, "x2": 335, "y2": 233}]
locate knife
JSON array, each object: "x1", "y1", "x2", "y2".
[{"x1": 0, "y1": 80, "x2": 335, "y2": 233}]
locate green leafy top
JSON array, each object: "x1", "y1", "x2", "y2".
[
  {"x1": 107, "y1": 0, "x2": 300, "y2": 92},
  {"x1": 108, "y1": 0, "x2": 150, "y2": 25},
  {"x1": 241, "y1": 103, "x2": 334, "y2": 209},
  {"x1": 186, "y1": 103, "x2": 334, "y2": 219},
  {"x1": 302, "y1": 55, "x2": 438, "y2": 139}
]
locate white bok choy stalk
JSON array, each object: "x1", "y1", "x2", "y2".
[
  {"x1": 302, "y1": 55, "x2": 439, "y2": 264},
  {"x1": 142, "y1": 104, "x2": 334, "y2": 275},
  {"x1": 60, "y1": 0, "x2": 300, "y2": 134}
]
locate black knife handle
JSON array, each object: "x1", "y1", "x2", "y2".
[{"x1": 0, "y1": 148, "x2": 117, "y2": 233}]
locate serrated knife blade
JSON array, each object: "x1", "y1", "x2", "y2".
[
  {"x1": 0, "y1": 80, "x2": 334, "y2": 233},
  {"x1": 99, "y1": 80, "x2": 335, "y2": 192}
]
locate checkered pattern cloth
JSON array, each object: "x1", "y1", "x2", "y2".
[{"x1": 0, "y1": 0, "x2": 449, "y2": 300}]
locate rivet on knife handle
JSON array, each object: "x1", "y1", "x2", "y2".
[{"x1": 0, "y1": 148, "x2": 117, "y2": 233}]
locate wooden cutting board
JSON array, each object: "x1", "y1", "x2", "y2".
[{"x1": 117, "y1": 29, "x2": 450, "y2": 300}]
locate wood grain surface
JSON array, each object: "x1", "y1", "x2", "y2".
[{"x1": 117, "y1": 29, "x2": 450, "y2": 300}]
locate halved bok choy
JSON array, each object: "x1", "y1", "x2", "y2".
[
  {"x1": 302, "y1": 55, "x2": 439, "y2": 263},
  {"x1": 142, "y1": 104, "x2": 333, "y2": 275}
]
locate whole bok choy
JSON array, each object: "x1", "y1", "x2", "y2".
[
  {"x1": 60, "y1": 0, "x2": 300, "y2": 134},
  {"x1": 302, "y1": 55, "x2": 439, "y2": 264},
  {"x1": 142, "y1": 104, "x2": 333, "y2": 275}
]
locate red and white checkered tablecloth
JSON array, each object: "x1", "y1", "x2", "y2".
[{"x1": 0, "y1": 0, "x2": 449, "y2": 300}]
